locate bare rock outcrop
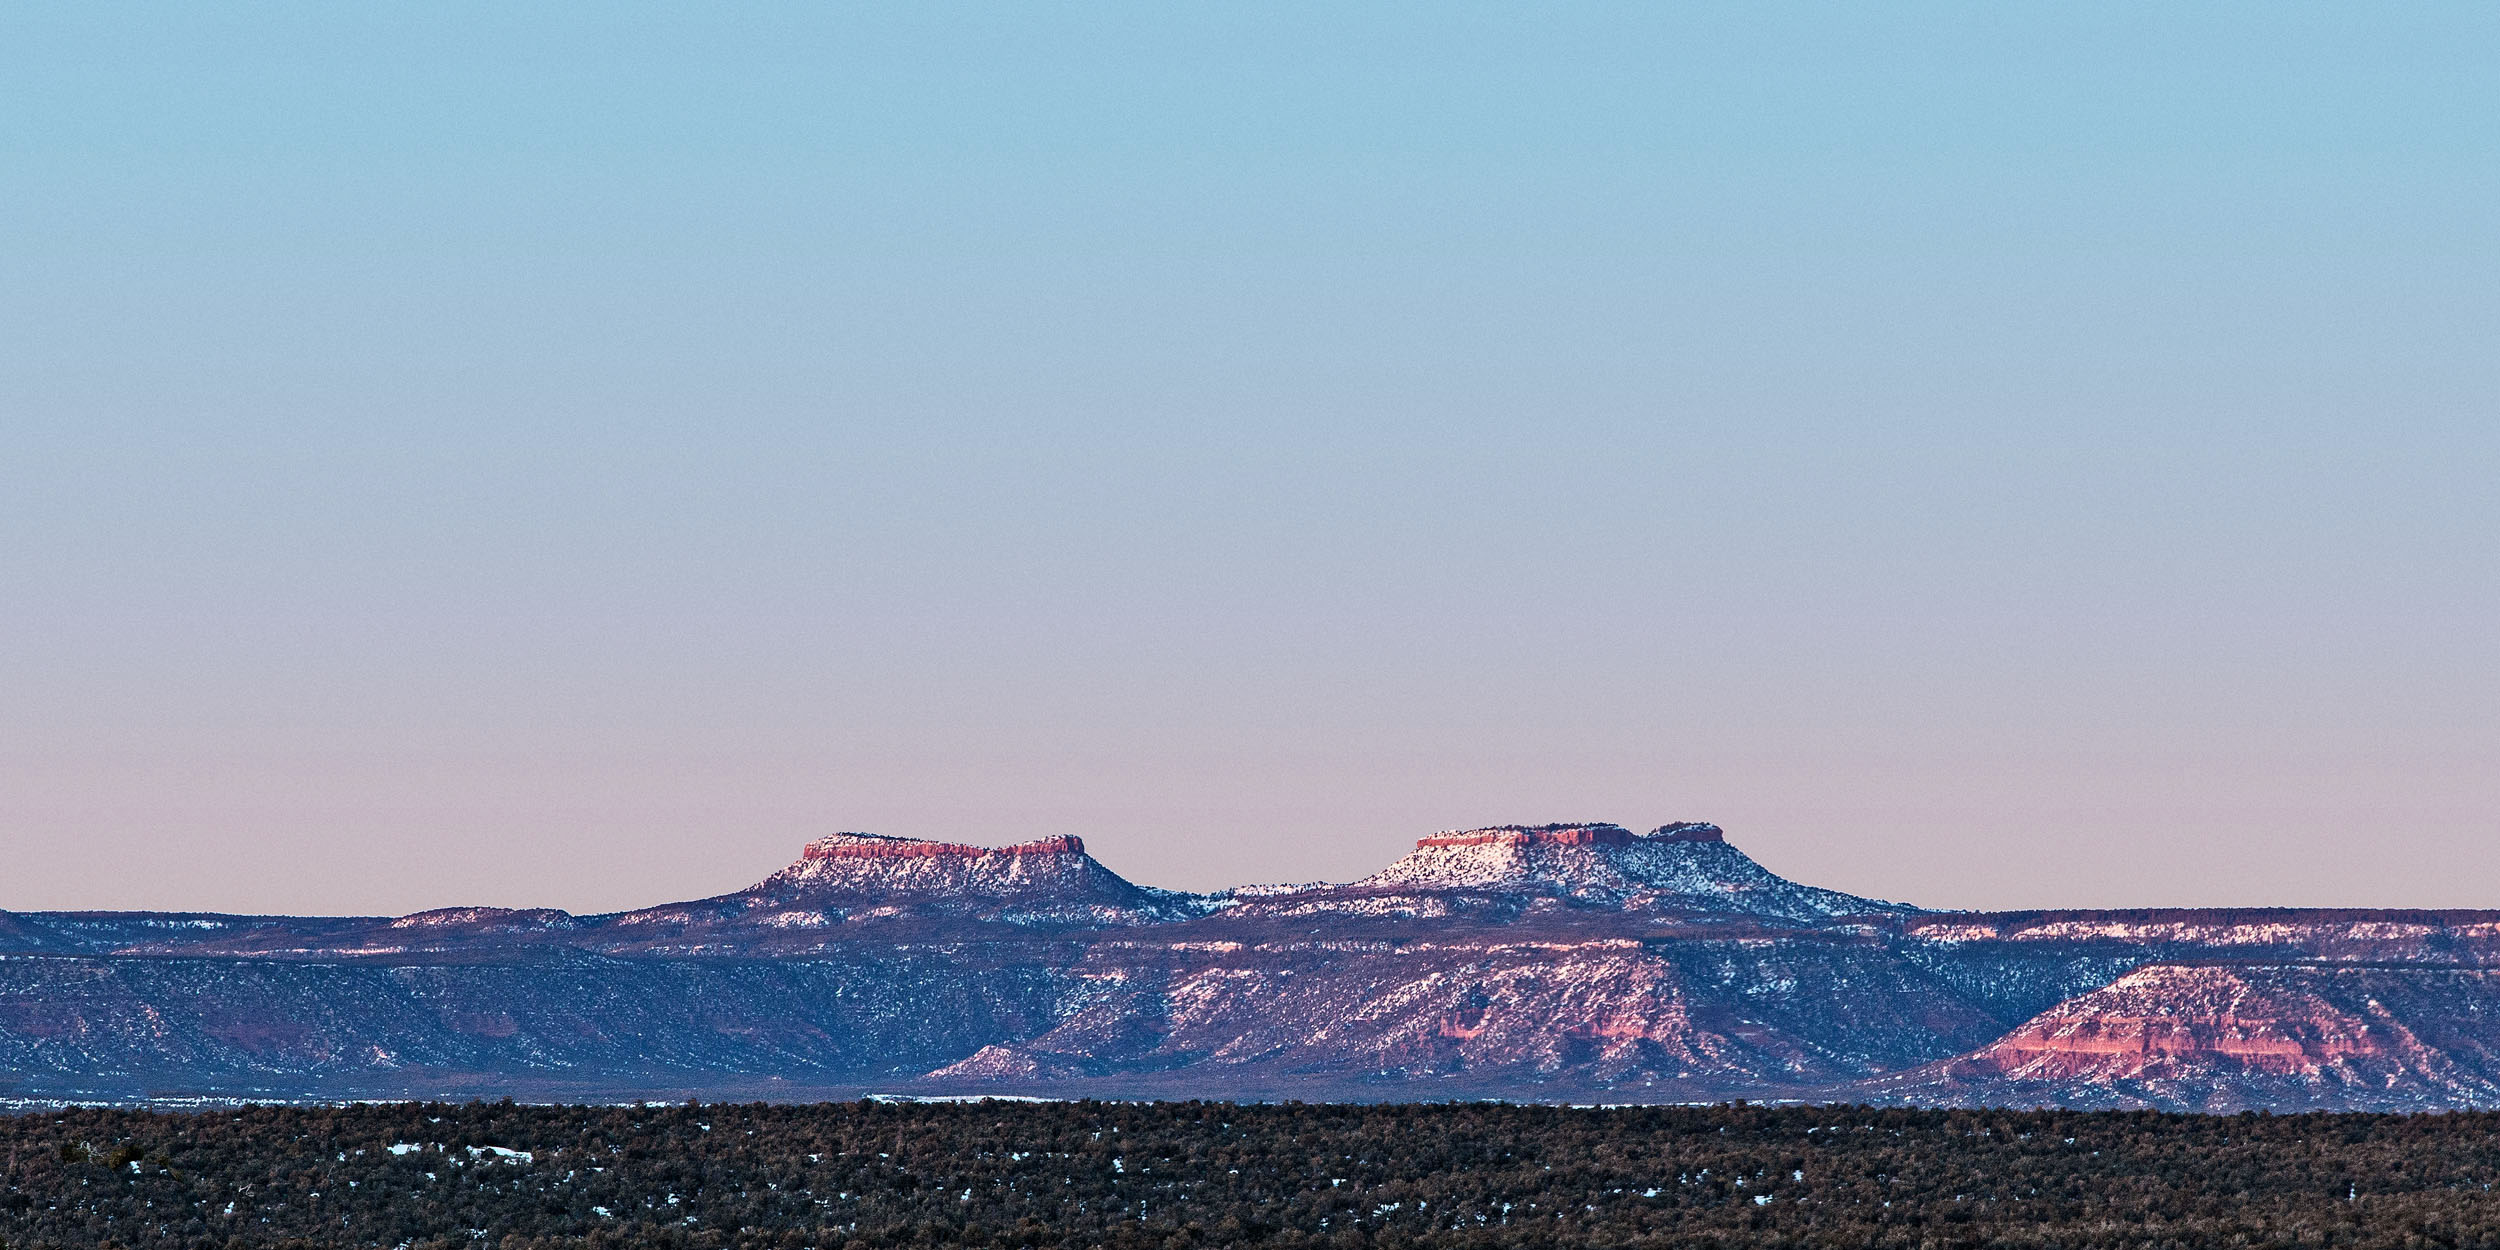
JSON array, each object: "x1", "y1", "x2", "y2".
[{"x1": 1879, "y1": 963, "x2": 2500, "y2": 1112}]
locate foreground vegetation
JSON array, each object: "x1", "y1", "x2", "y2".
[{"x1": 5, "y1": 1099, "x2": 2500, "y2": 1249}]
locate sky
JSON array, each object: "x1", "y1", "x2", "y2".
[{"x1": 3, "y1": 3, "x2": 2496, "y2": 916}]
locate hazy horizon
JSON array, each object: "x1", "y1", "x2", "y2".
[{"x1": 5, "y1": 3, "x2": 2495, "y2": 916}]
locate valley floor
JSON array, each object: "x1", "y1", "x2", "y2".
[{"x1": 6, "y1": 1100, "x2": 2500, "y2": 1249}]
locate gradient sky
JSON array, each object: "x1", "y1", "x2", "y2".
[{"x1": 4, "y1": 3, "x2": 2496, "y2": 916}]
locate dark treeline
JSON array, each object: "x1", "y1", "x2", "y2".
[{"x1": 5, "y1": 1099, "x2": 2500, "y2": 1249}]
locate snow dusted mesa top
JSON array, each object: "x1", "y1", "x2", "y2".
[
  {"x1": 1263, "y1": 822, "x2": 1918, "y2": 923},
  {"x1": 600, "y1": 821, "x2": 1909, "y2": 937},
  {"x1": 737, "y1": 832, "x2": 1208, "y2": 927}
]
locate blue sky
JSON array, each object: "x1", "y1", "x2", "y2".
[{"x1": 3, "y1": 3, "x2": 2495, "y2": 913}]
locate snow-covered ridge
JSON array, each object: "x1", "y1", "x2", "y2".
[
  {"x1": 720, "y1": 820, "x2": 1916, "y2": 927},
  {"x1": 1413, "y1": 822, "x2": 1724, "y2": 850},
  {"x1": 761, "y1": 834, "x2": 1128, "y2": 897},
  {"x1": 1265, "y1": 821, "x2": 1920, "y2": 923},
  {"x1": 731, "y1": 831, "x2": 1207, "y2": 927},
  {"x1": 797, "y1": 832, "x2": 1087, "y2": 861},
  {"x1": 387, "y1": 907, "x2": 578, "y2": 931}
]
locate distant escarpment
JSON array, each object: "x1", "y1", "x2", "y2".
[{"x1": 2, "y1": 821, "x2": 2497, "y2": 1111}]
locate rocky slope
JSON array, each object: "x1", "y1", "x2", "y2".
[
  {"x1": 1876, "y1": 962, "x2": 2500, "y2": 1112},
  {"x1": 3, "y1": 822, "x2": 2497, "y2": 1110}
]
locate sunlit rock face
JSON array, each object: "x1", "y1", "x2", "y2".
[{"x1": 923, "y1": 927, "x2": 2015, "y2": 1099}]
